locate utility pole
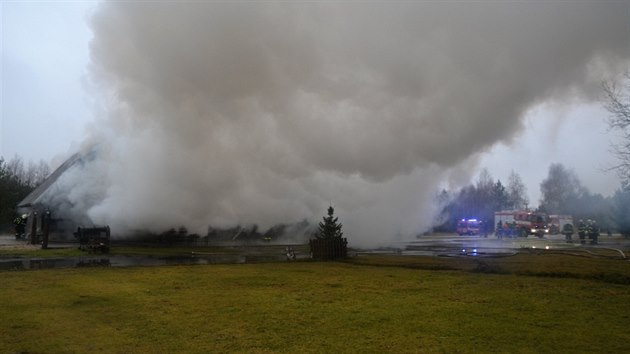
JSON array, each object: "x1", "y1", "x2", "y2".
[
  {"x1": 41, "y1": 209, "x2": 50, "y2": 249},
  {"x1": 30, "y1": 211, "x2": 38, "y2": 245}
]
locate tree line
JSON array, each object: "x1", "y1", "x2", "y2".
[
  {"x1": 0, "y1": 155, "x2": 50, "y2": 233},
  {"x1": 2, "y1": 154, "x2": 630, "y2": 236},
  {"x1": 434, "y1": 164, "x2": 630, "y2": 234},
  {"x1": 435, "y1": 72, "x2": 630, "y2": 235}
]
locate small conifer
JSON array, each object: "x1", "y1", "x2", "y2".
[{"x1": 317, "y1": 206, "x2": 343, "y2": 239}]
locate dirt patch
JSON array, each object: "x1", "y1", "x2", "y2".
[
  {"x1": 0, "y1": 234, "x2": 39, "y2": 250},
  {"x1": 0, "y1": 243, "x2": 40, "y2": 251}
]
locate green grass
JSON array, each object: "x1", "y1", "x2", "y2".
[
  {"x1": 0, "y1": 246, "x2": 85, "y2": 258},
  {"x1": 1, "y1": 254, "x2": 630, "y2": 353}
]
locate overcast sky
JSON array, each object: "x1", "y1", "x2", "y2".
[
  {"x1": 2, "y1": 1, "x2": 95, "y2": 165},
  {"x1": 1, "y1": 1, "x2": 628, "y2": 244}
]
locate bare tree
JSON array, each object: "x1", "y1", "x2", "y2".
[
  {"x1": 603, "y1": 72, "x2": 630, "y2": 189},
  {"x1": 0, "y1": 155, "x2": 41, "y2": 230},
  {"x1": 6, "y1": 155, "x2": 25, "y2": 184},
  {"x1": 476, "y1": 168, "x2": 494, "y2": 192},
  {"x1": 3, "y1": 156, "x2": 49, "y2": 188},
  {"x1": 492, "y1": 179, "x2": 509, "y2": 212},
  {"x1": 539, "y1": 163, "x2": 585, "y2": 214},
  {"x1": 507, "y1": 170, "x2": 529, "y2": 210},
  {"x1": 24, "y1": 161, "x2": 38, "y2": 188},
  {"x1": 33, "y1": 160, "x2": 51, "y2": 186},
  {"x1": 612, "y1": 189, "x2": 630, "y2": 237},
  {"x1": 474, "y1": 168, "x2": 495, "y2": 222}
]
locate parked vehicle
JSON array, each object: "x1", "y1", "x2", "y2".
[
  {"x1": 548, "y1": 215, "x2": 574, "y2": 235},
  {"x1": 494, "y1": 210, "x2": 549, "y2": 238},
  {"x1": 457, "y1": 218, "x2": 481, "y2": 236}
]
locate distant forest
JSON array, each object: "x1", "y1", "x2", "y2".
[
  {"x1": 434, "y1": 164, "x2": 630, "y2": 234},
  {"x1": 0, "y1": 156, "x2": 50, "y2": 233}
]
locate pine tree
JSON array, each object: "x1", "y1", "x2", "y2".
[{"x1": 317, "y1": 206, "x2": 343, "y2": 239}]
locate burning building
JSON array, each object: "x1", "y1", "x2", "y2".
[{"x1": 17, "y1": 149, "x2": 99, "y2": 241}]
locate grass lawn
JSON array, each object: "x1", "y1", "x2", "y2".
[{"x1": 1, "y1": 254, "x2": 630, "y2": 353}]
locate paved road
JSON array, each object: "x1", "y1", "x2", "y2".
[
  {"x1": 0, "y1": 234, "x2": 25, "y2": 247},
  {"x1": 0, "y1": 234, "x2": 76, "y2": 249},
  {"x1": 395, "y1": 233, "x2": 630, "y2": 257}
]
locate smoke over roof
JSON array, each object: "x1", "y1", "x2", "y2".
[{"x1": 57, "y1": 2, "x2": 629, "y2": 246}]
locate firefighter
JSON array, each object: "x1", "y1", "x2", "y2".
[
  {"x1": 589, "y1": 220, "x2": 600, "y2": 245},
  {"x1": 562, "y1": 223, "x2": 574, "y2": 243},
  {"x1": 508, "y1": 221, "x2": 517, "y2": 238},
  {"x1": 578, "y1": 219, "x2": 586, "y2": 244},
  {"x1": 496, "y1": 220, "x2": 503, "y2": 239},
  {"x1": 13, "y1": 214, "x2": 27, "y2": 240}
]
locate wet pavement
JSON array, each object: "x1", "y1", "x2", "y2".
[
  {"x1": 368, "y1": 233, "x2": 630, "y2": 258},
  {"x1": 2, "y1": 233, "x2": 628, "y2": 270},
  {"x1": 0, "y1": 254, "x2": 305, "y2": 271},
  {"x1": 0, "y1": 234, "x2": 309, "y2": 270}
]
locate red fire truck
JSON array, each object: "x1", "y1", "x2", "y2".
[
  {"x1": 547, "y1": 215, "x2": 574, "y2": 235},
  {"x1": 494, "y1": 210, "x2": 549, "y2": 238},
  {"x1": 456, "y1": 218, "x2": 481, "y2": 236}
]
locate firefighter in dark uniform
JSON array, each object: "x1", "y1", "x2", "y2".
[
  {"x1": 496, "y1": 220, "x2": 503, "y2": 239},
  {"x1": 562, "y1": 223, "x2": 574, "y2": 243},
  {"x1": 589, "y1": 220, "x2": 600, "y2": 245},
  {"x1": 507, "y1": 222, "x2": 514, "y2": 238},
  {"x1": 577, "y1": 219, "x2": 586, "y2": 245},
  {"x1": 13, "y1": 214, "x2": 27, "y2": 240}
]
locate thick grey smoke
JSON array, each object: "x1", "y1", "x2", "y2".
[{"x1": 58, "y1": 2, "x2": 629, "y2": 246}]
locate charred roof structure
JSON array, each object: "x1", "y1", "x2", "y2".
[
  {"x1": 18, "y1": 152, "x2": 83, "y2": 211},
  {"x1": 17, "y1": 149, "x2": 98, "y2": 240}
]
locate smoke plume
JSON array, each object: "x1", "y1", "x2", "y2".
[{"x1": 54, "y1": 2, "x2": 629, "y2": 246}]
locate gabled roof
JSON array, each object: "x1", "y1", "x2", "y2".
[{"x1": 18, "y1": 152, "x2": 84, "y2": 209}]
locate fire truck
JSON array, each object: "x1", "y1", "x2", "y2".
[
  {"x1": 547, "y1": 215, "x2": 574, "y2": 235},
  {"x1": 494, "y1": 210, "x2": 549, "y2": 238},
  {"x1": 456, "y1": 218, "x2": 481, "y2": 236}
]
